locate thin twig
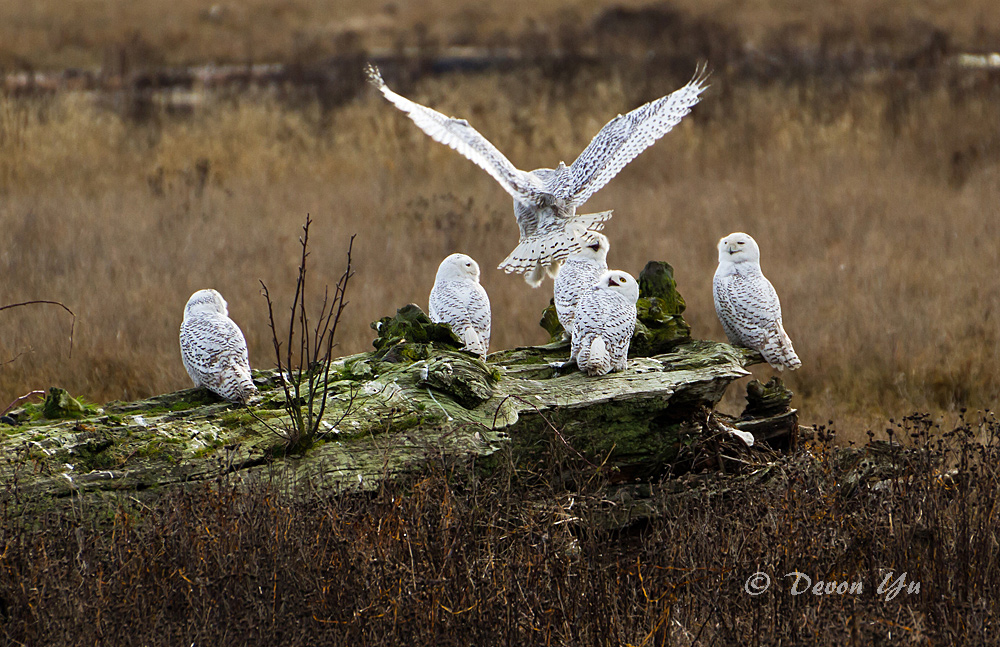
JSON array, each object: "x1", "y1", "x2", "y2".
[
  {"x1": 0, "y1": 299, "x2": 76, "y2": 358},
  {"x1": 2, "y1": 389, "x2": 45, "y2": 416}
]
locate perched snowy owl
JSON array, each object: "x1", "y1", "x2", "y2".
[
  {"x1": 179, "y1": 289, "x2": 258, "y2": 403},
  {"x1": 571, "y1": 270, "x2": 639, "y2": 376},
  {"x1": 429, "y1": 254, "x2": 492, "y2": 359},
  {"x1": 366, "y1": 64, "x2": 709, "y2": 287},
  {"x1": 554, "y1": 232, "x2": 610, "y2": 338},
  {"x1": 713, "y1": 233, "x2": 801, "y2": 371}
]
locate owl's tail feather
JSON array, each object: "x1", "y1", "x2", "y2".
[
  {"x1": 498, "y1": 211, "x2": 613, "y2": 287},
  {"x1": 762, "y1": 326, "x2": 802, "y2": 371},
  {"x1": 221, "y1": 360, "x2": 259, "y2": 403},
  {"x1": 581, "y1": 335, "x2": 612, "y2": 376},
  {"x1": 461, "y1": 326, "x2": 488, "y2": 359}
]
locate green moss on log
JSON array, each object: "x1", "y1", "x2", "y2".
[
  {"x1": 742, "y1": 377, "x2": 795, "y2": 419},
  {"x1": 42, "y1": 388, "x2": 88, "y2": 419},
  {"x1": 371, "y1": 303, "x2": 465, "y2": 353}
]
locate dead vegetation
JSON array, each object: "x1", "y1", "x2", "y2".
[
  {"x1": 2, "y1": 0, "x2": 999, "y2": 71},
  {"x1": 1, "y1": 412, "x2": 998, "y2": 644}
]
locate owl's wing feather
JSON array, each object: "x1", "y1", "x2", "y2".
[
  {"x1": 468, "y1": 284, "x2": 492, "y2": 353},
  {"x1": 557, "y1": 63, "x2": 710, "y2": 206},
  {"x1": 181, "y1": 316, "x2": 249, "y2": 370},
  {"x1": 367, "y1": 65, "x2": 547, "y2": 207},
  {"x1": 180, "y1": 313, "x2": 256, "y2": 402},
  {"x1": 429, "y1": 280, "x2": 492, "y2": 358},
  {"x1": 715, "y1": 270, "x2": 801, "y2": 370}
]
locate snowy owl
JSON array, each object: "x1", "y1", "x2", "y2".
[
  {"x1": 571, "y1": 270, "x2": 639, "y2": 376},
  {"x1": 429, "y1": 253, "x2": 492, "y2": 359},
  {"x1": 179, "y1": 289, "x2": 258, "y2": 403},
  {"x1": 713, "y1": 232, "x2": 801, "y2": 370},
  {"x1": 366, "y1": 64, "x2": 709, "y2": 287},
  {"x1": 554, "y1": 232, "x2": 610, "y2": 338}
]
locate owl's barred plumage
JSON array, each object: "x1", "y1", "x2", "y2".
[
  {"x1": 554, "y1": 232, "x2": 610, "y2": 337},
  {"x1": 571, "y1": 270, "x2": 639, "y2": 376},
  {"x1": 179, "y1": 289, "x2": 258, "y2": 403},
  {"x1": 713, "y1": 233, "x2": 801, "y2": 371},
  {"x1": 429, "y1": 254, "x2": 492, "y2": 359},
  {"x1": 366, "y1": 63, "x2": 709, "y2": 286}
]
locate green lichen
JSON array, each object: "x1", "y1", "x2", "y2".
[
  {"x1": 638, "y1": 261, "x2": 686, "y2": 310},
  {"x1": 488, "y1": 342, "x2": 570, "y2": 368},
  {"x1": 421, "y1": 352, "x2": 495, "y2": 408},
  {"x1": 68, "y1": 435, "x2": 118, "y2": 471}
]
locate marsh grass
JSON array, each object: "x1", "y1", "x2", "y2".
[
  {"x1": 1, "y1": 412, "x2": 998, "y2": 644},
  {"x1": 2, "y1": 0, "x2": 999, "y2": 70}
]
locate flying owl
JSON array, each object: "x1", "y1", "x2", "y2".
[
  {"x1": 179, "y1": 289, "x2": 258, "y2": 403},
  {"x1": 713, "y1": 232, "x2": 801, "y2": 370},
  {"x1": 571, "y1": 269, "x2": 639, "y2": 376},
  {"x1": 554, "y1": 232, "x2": 610, "y2": 338},
  {"x1": 366, "y1": 64, "x2": 709, "y2": 287},
  {"x1": 429, "y1": 253, "x2": 492, "y2": 359}
]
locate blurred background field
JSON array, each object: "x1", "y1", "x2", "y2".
[{"x1": 1, "y1": 0, "x2": 999, "y2": 438}]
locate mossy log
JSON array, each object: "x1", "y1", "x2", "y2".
[
  {"x1": 0, "y1": 330, "x2": 789, "y2": 502},
  {"x1": 1, "y1": 264, "x2": 797, "y2": 503}
]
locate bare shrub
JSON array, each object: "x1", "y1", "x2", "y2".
[
  {"x1": 260, "y1": 216, "x2": 355, "y2": 453},
  {"x1": 1, "y1": 414, "x2": 998, "y2": 644}
]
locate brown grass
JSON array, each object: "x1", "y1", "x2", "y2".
[
  {"x1": 2, "y1": 0, "x2": 999, "y2": 70},
  {"x1": 3, "y1": 413, "x2": 999, "y2": 644},
  {"x1": 2, "y1": 7, "x2": 1000, "y2": 436}
]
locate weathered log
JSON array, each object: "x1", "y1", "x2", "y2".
[{"x1": 0, "y1": 333, "x2": 782, "y2": 501}]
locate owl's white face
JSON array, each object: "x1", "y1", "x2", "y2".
[
  {"x1": 573, "y1": 232, "x2": 610, "y2": 262},
  {"x1": 717, "y1": 232, "x2": 761, "y2": 264},
  {"x1": 184, "y1": 289, "x2": 228, "y2": 318},
  {"x1": 597, "y1": 270, "x2": 639, "y2": 303},
  {"x1": 436, "y1": 253, "x2": 481, "y2": 283}
]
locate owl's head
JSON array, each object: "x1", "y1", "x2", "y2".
[
  {"x1": 436, "y1": 253, "x2": 481, "y2": 283},
  {"x1": 184, "y1": 289, "x2": 229, "y2": 318},
  {"x1": 596, "y1": 269, "x2": 639, "y2": 303},
  {"x1": 571, "y1": 231, "x2": 610, "y2": 262},
  {"x1": 717, "y1": 232, "x2": 761, "y2": 264}
]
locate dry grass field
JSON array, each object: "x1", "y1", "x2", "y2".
[
  {"x1": 4, "y1": 417, "x2": 1000, "y2": 644},
  {"x1": 2, "y1": 0, "x2": 999, "y2": 70},
  {"x1": 2, "y1": 1, "x2": 999, "y2": 438}
]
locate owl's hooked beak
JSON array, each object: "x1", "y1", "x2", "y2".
[{"x1": 607, "y1": 277, "x2": 620, "y2": 287}]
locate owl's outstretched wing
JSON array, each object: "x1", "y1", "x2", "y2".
[
  {"x1": 557, "y1": 63, "x2": 710, "y2": 207},
  {"x1": 367, "y1": 64, "x2": 547, "y2": 208}
]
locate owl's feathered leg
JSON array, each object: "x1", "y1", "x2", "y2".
[{"x1": 523, "y1": 262, "x2": 547, "y2": 288}]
